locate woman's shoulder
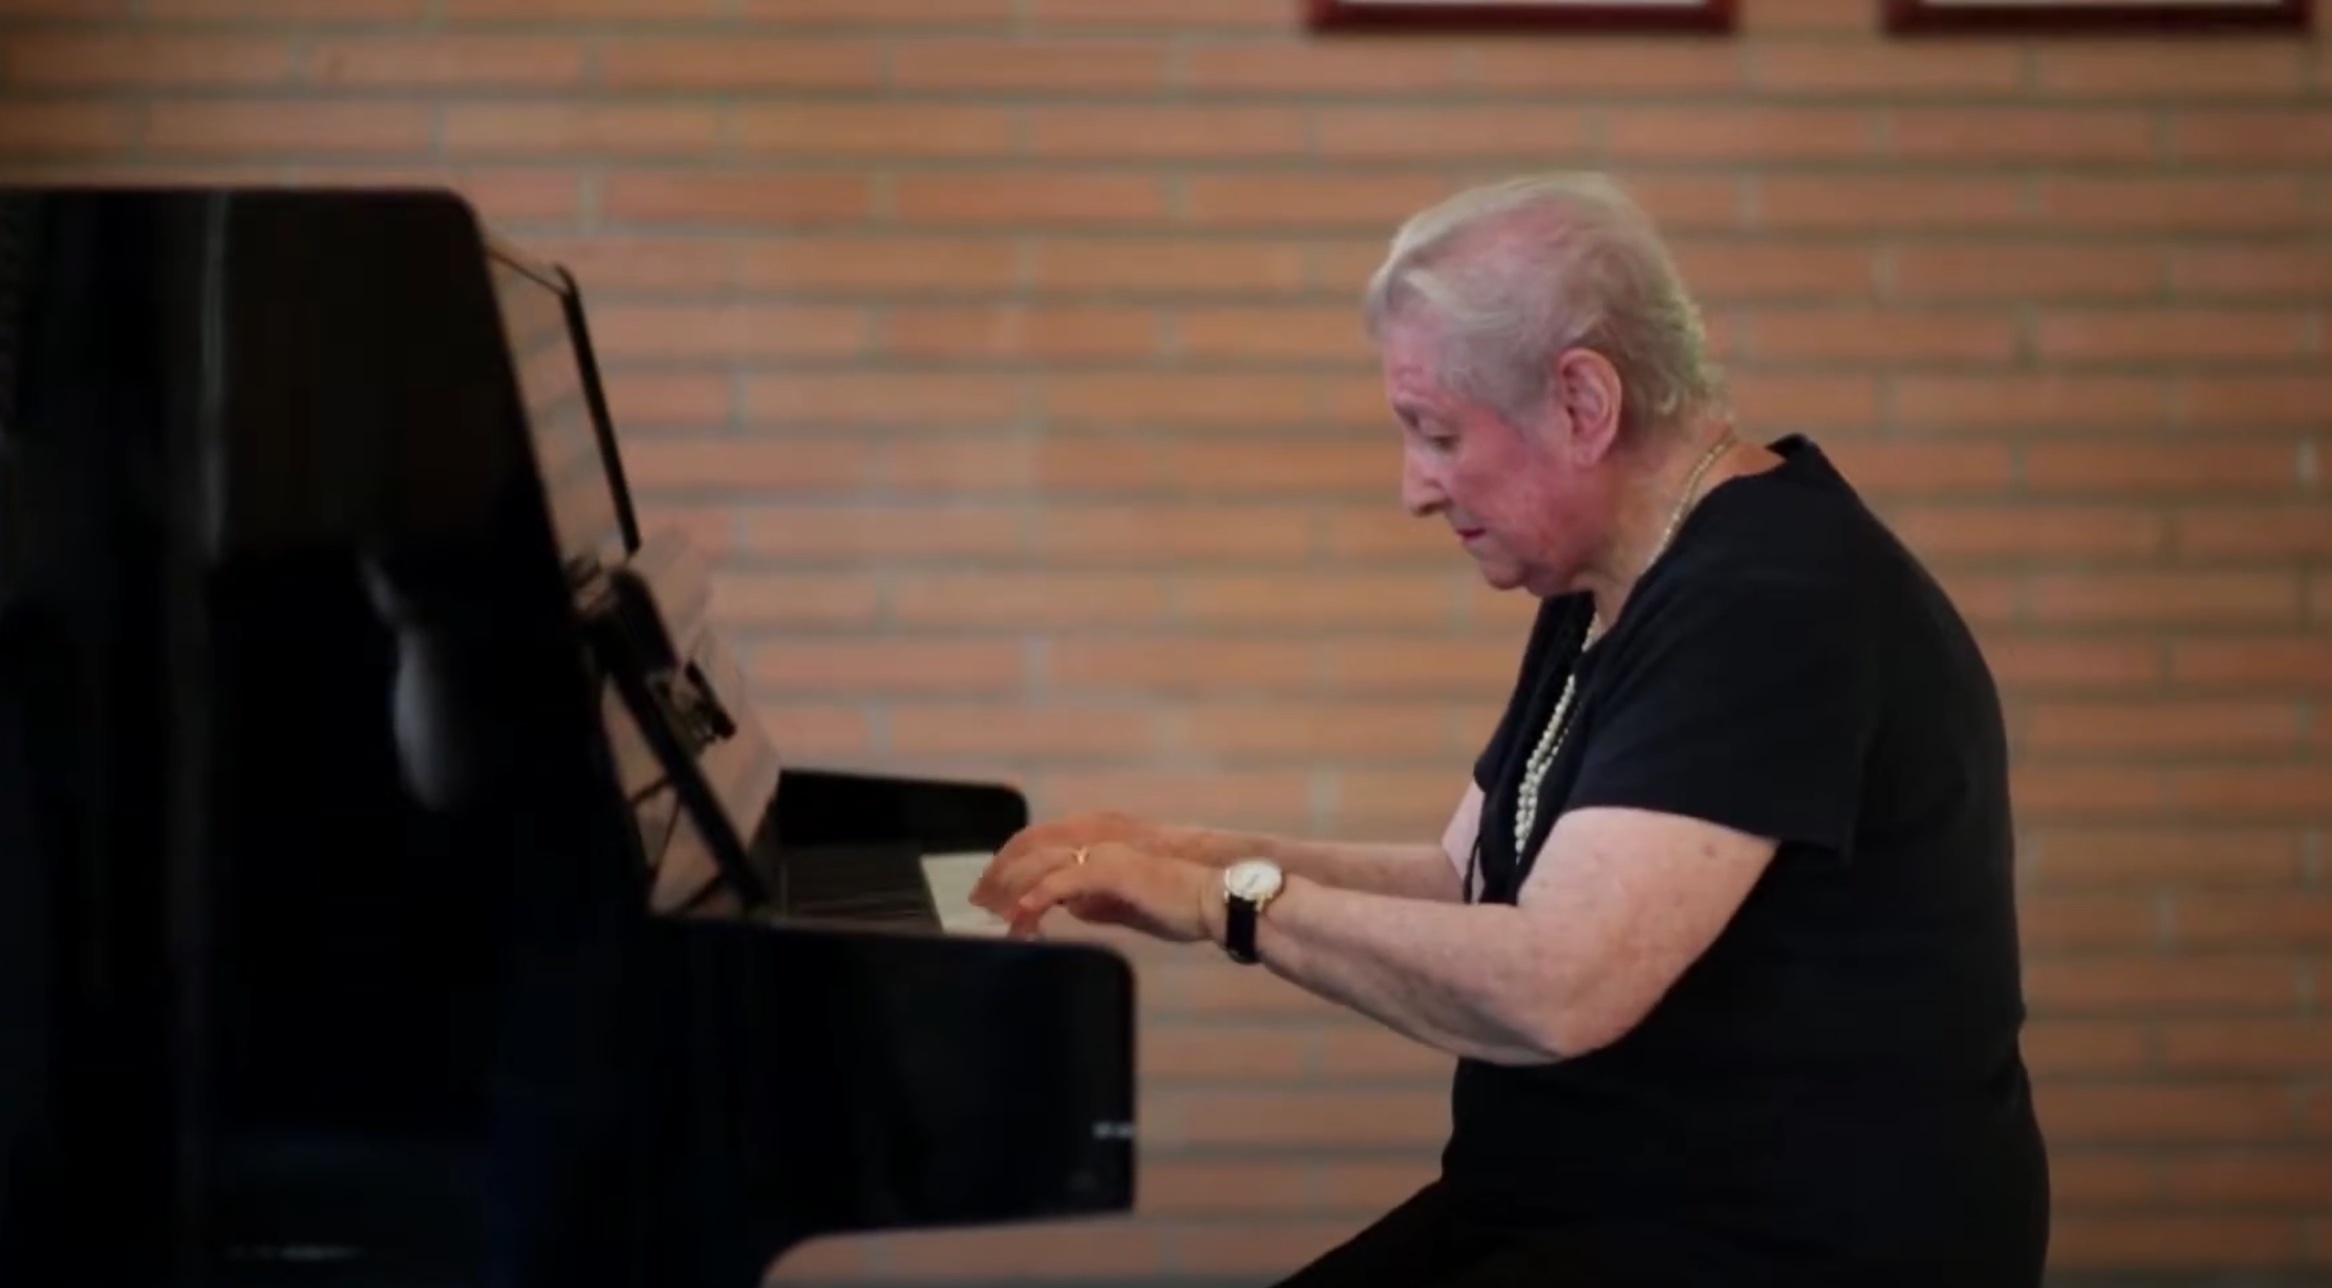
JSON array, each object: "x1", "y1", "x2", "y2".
[{"x1": 1667, "y1": 438, "x2": 1895, "y2": 594}]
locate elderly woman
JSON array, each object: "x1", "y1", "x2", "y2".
[{"x1": 972, "y1": 172, "x2": 2049, "y2": 1288}]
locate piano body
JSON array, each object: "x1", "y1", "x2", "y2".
[{"x1": 0, "y1": 187, "x2": 1136, "y2": 1287}]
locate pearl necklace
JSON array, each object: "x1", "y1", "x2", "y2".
[{"x1": 1510, "y1": 431, "x2": 1738, "y2": 855}]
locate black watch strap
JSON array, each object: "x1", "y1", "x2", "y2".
[{"x1": 1224, "y1": 895, "x2": 1261, "y2": 965}]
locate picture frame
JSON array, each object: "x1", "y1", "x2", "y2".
[
  {"x1": 1883, "y1": 0, "x2": 2309, "y2": 33},
  {"x1": 1305, "y1": 0, "x2": 1737, "y2": 33}
]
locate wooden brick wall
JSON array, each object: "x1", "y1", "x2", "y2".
[{"x1": 2, "y1": 0, "x2": 2325, "y2": 1280}]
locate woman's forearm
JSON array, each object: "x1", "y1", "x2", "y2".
[
  {"x1": 1195, "y1": 874, "x2": 1557, "y2": 1064},
  {"x1": 1179, "y1": 828, "x2": 1463, "y2": 903}
]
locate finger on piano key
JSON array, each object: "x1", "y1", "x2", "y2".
[{"x1": 921, "y1": 851, "x2": 1010, "y2": 936}]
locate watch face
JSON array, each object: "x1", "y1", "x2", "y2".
[{"x1": 1224, "y1": 858, "x2": 1283, "y2": 901}]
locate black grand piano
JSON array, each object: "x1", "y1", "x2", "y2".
[{"x1": 0, "y1": 188, "x2": 1137, "y2": 1287}]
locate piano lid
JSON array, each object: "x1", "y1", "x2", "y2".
[{"x1": 485, "y1": 241, "x2": 634, "y2": 589}]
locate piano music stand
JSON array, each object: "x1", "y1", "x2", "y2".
[{"x1": 0, "y1": 186, "x2": 1136, "y2": 1288}]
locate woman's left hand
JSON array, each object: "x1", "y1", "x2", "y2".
[{"x1": 972, "y1": 840, "x2": 1216, "y2": 944}]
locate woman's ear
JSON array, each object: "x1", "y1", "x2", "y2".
[{"x1": 1550, "y1": 348, "x2": 1626, "y2": 466}]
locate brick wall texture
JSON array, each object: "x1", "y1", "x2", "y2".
[{"x1": 3, "y1": 0, "x2": 2327, "y2": 1281}]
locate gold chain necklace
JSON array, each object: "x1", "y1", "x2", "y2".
[{"x1": 1509, "y1": 430, "x2": 1737, "y2": 855}]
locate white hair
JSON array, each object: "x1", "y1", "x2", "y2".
[{"x1": 1362, "y1": 172, "x2": 1723, "y2": 441}]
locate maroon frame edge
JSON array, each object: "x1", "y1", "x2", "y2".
[
  {"x1": 1305, "y1": 0, "x2": 1737, "y2": 33},
  {"x1": 1883, "y1": 0, "x2": 2310, "y2": 32}
]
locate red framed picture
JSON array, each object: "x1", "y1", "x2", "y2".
[
  {"x1": 1884, "y1": 0, "x2": 2309, "y2": 31},
  {"x1": 1306, "y1": 0, "x2": 1736, "y2": 32}
]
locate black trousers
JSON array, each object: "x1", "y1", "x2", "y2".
[{"x1": 1271, "y1": 1181, "x2": 1668, "y2": 1288}]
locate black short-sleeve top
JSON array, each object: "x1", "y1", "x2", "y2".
[{"x1": 1447, "y1": 435, "x2": 2048, "y2": 1286}]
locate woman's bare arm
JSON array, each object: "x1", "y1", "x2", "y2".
[{"x1": 1180, "y1": 783, "x2": 1483, "y2": 903}]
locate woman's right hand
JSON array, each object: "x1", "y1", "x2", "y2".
[{"x1": 973, "y1": 811, "x2": 1234, "y2": 908}]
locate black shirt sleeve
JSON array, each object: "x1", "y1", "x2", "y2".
[{"x1": 1565, "y1": 569, "x2": 1879, "y2": 861}]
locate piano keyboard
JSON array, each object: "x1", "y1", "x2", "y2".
[{"x1": 920, "y1": 851, "x2": 1008, "y2": 937}]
